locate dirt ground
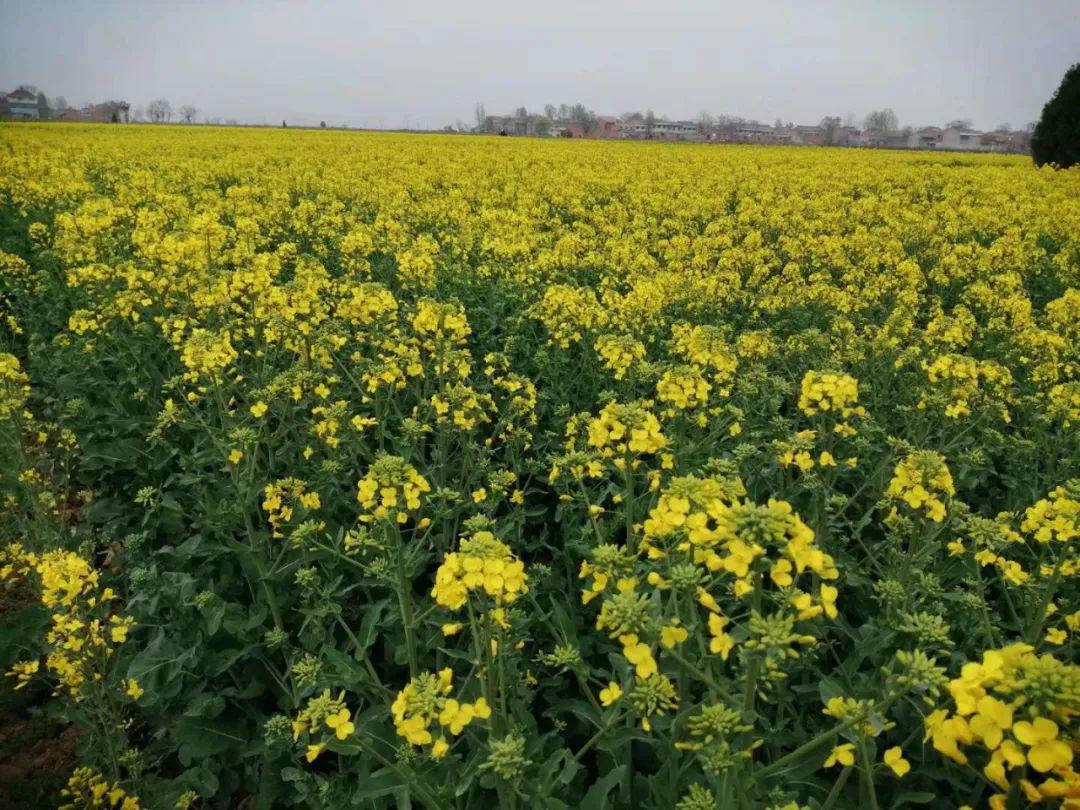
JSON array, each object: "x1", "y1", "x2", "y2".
[
  {"x1": 0, "y1": 686, "x2": 75, "y2": 807},
  {"x1": 0, "y1": 579, "x2": 76, "y2": 808}
]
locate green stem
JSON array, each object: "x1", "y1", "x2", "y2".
[
  {"x1": 757, "y1": 690, "x2": 906, "y2": 780},
  {"x1": 334, "y1": 615, "x2": 389, "y2": 696},
  {"x1": 1025, "y1": 561, "x2": 1062, "y2": 643},
  {"x1": 742, "y1": 655, "x2": 761, "y2": 715},
  {"x1": 822, "y1": 766, "x2": 853, "y2": 810},
  {"x1": 622, "y1": 461, "x2": 635, "y2": 555},
  {"x1": 392, "y1": 525, "x2": 419, "y2": 678},
  {"x1": 352, "y1": 736, "x2": 447, "y2": 810},
  {"x1": 857, "y1": 739, "x2": 880, "y2": 810},
  {"x1": 665, "y1": 648, "x2": 736, "y2": 703},
  {"x1": 573, "y1": 708, "x2": 626, "y2": 762}
]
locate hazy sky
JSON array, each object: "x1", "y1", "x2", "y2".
[{"x1": 2, "y1": 0, "x2": 1077, "y2": 130}]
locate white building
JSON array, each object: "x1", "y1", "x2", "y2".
[{"x1": 939, "y1": 127, "x2": 986, "y2": 151}]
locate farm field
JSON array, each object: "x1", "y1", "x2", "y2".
[{"x1": 1, "y1": 123, "x2": 1079, "y2": 809}]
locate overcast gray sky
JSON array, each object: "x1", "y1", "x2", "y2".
[{"x1": 2, "y1": 0, "x2": 1077, "y2": 130}]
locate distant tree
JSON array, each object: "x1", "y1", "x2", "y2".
[
  {"x1": 514, "y1": 106, "x2": 528, "y2": 121},
  {"x1": 130, "y1": 105, "x2": 145, "y2": 122},
  {"x1": 53, "y1": 95, "x2": 69, "y2": 113},
  {"x1": 568, "y1": 104, "x2": 595, "y2": 127},
  {"x1": 946, "y1": 118, "x2": 973, "y2": 130},
  {"x1": 36, "y1": 91, "x2": 49, "y2": 120},
  {"x1": 1032, "y1": 62, "x2": 1080, "y2": 168},
  {"x1": 533, "y1": 116, "x2": 551, "y2": 137},
  {"x1": 178, "y1": 104, "x2": 198, "y2": 124},
  {"x1": 864, "y1": 108, "x2": 899, "y2": 135},
  {"x1": 146, "y1": 98, "x2": 172, "y2": 123},
  {"x1": 622, "y1": 111, "x2": 644, "y2": 124},
  {"x1": 696, "y1": 111, "x2": 714, "y2": 137},
  {"x1": 320, "y1": 120, "x2": 327, "y2": 129},
  {"x1": 474, "y1": 103, "x2": 486, "y2": 133},
  {"x1": 819, "y1": 116, "x2": 842, "y2": 144},
  {"x1": 644, "y1": 109, "x2": 656, "y2": 140},
  {"x1": 844, "y1": 112, "x2": 857, "y2": 128},
  {"x1": 544, "y1": 104, "x2": 557, "y2": 121},
  {"x1": 558, "y1": 104, "x2": 570, "y2": 121},
  {"x1": 774, "y1": 117, "x2": 783, "y2": 131},
  {"x1": 996, "y1": 123, "x2": 1011, "y2": 133}
]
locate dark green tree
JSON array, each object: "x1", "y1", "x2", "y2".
[{"x1": 1032, "y1": 63, "x2": 1080, "y2": 168}]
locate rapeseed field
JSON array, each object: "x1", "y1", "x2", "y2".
[{"x1": 1, "y1": 123, "x2": 1078, "y2": 809}]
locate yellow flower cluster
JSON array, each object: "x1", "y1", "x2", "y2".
[
  {"x1": 586, "y1": 401, "x2": 667, "y2": 459},
  {"x1": 411, "y1": 299, "x2": 471, "y2": 351},
  {"x1": 656, "y1": 365, "x2": 712, "y2": 412},
  {"x1": 59, "y1": 767, "x2": 141, "y2": 810},
  {"x1": 0, "y1": 352, "x2": 31, "y2": 420},
  {"x1": 776, "y1": 429, "x2": 823, "y2": 471},
  {"x1": 177, "y1": 327, "x2": 239, "y2": 383},
  {"x1": 392, "y1": 668, "x2": 491, "y2": 758},
  {"x1": 431, "y1": 531, "x2": 528, "y2": 610},
  {"x1": 670, "y1": 323, "x2": 738, "y2": 391},
  {"x1": 356, "y1": 455, "x2": 431, "y2": 523},
  {"x1": 643, "y1": 478, "x2": 839, "y2": 610},
  {"x1": 887, "y1": 451, "x2": 955, "y2": 522},
  {"x1": 533, "y1": 284, "x2": 604, "y2": 348},
  {"x1": 926, "y1": 643, "x2": 1079, "y2": 807},
  {"x1": 430, "y1": 383, "x2": 493, "y2": 431},
  {"x1": 922, "y1": 353, "x2": 1013, "y2": 420},
  {"x1": 1047, "y1": 382, "x2": 1080, "y2": 426},
  {"x1": 2, "y1": 547, "x2": 133, "y2": 701},
  {"x1": 798, "y1": 371, "x2": 863, "y2": 422},
  {"x1": 595, "y1": 333, "x2": 646, "y2": 380},
  {"x1": 262, "y1": 477, "x2": 321, "y2": 537},
  {"x1": 1021, "y1": 484, "x2": 1079, "y2": 545},
  {"x1": 292, "y1": 689, "x2": 356, "y2": 763}
]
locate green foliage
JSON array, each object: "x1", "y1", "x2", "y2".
[{"x1": 1032, "y1": 62, "x2": 1080, "y2": 168}]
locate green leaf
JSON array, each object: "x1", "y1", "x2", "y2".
[
  {"x1": 579, "y1": 765, "x2": 626, "y2": 810},
  {"x1": 175, "y1": 713, "x2": 249, "y2": 766},
  {"x1": 893, "y1": 792, "x2": 939, "y2": 806}
]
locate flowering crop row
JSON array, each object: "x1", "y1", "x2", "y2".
[{"x1": 0, "y1": 123, "x2": 1078, "y2": 809}]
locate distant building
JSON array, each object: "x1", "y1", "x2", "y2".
[
  {"x1": 620, "y1": 118, "x2": 699, "y2": 140},
  {"x1": 980, "y1": 129, "x2": 1030, "y2": 153},
  {"x1": 59, "y1": 101, "x2": 131, "y2": 123},
  {"x1": 551, "y1": 116, "x2": 625, "y2": 139},
  {"x1": 793, "y1": 125, "x2": 826, "y2": 145},
  {"x1": 729, "y1": 123, "x2": 776, "y2": 143},
  {"x1": 835, "y1": 127, "x2": 863, "y2": 146},
  {"x1": 618, "y1": 120, "x2": 648, "y2": 139},
  {"x1": 770, "y1": 126, "x2": 797, "y2": 144},
  {"x1": 592, "y1": 115, "x2": 623, "y2": 138},
  {"x1": 0, "y1": 88, "x2": 41, "y2": 119},
  {"x1": 92, "y1": 101, "x2": 130, "y2": 123},
  {"x1": 939, "y1": 127, "x2": 985, "y2": 151},
  {"x1": 908, "y1": 127, "x2": 943, "y2": 148}
]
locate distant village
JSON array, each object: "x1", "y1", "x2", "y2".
[
  {"x1": 480, "y1": 109, "x2": 1032, "y2": 153},
  {"x1": 1, "y1": 86, "x2": 1032, "y2": 154},
  {"x1": 0, "y1": 86, "x2": 130, "y2": 123}
]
